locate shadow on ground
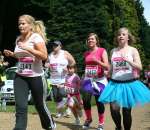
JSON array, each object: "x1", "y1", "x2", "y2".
[{"x1": 55, "y1": 120, "x2": 96, "y2": 130}]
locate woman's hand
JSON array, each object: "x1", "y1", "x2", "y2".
[
  {"x1": 63, "y1": 67, "x2": 68, "y2": 74},
  {"x1": 3, "y1": 50, "x2": 14, "y2": 57},
  {"x1": 45, "y1": 63, "x2": 50, "y2": 68}
]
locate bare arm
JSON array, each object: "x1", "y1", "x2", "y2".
[
  {"x1": 64, "y1": 51, "x2": 76, "y2": 65},
  {"x1": 93, "y1": 50, "x2": 110, "y2": 70},
  {"x1": 123, "y1": 48, "x2": 142, "y2": 71},
  {"x1": 123, "y1": 48, "x2": 142, "y2": 70},
  {"x1": 18, "y1": 42, "x2": 48, "y2": 61},
  {"x1": 107, "y1": 49, "x2": 114, "y2": 78},
  {"x1": 100, "y1": 50, "x2": 110, "y2": 70}
]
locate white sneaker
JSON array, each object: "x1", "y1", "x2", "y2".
[
  {"x1": 64, "y1": 107, "x2": 72, "y2": 117},
  {"x1": 55, "y1": 112, "x2": 63, "y2": 118},
  {"x1": 97, "y1": 125, "x2": 104, "y2": 130},
  {"x1": 75, "y1": 118, "x2": 80, "y2": 125},
  {"x1": 82, "y1": 119, "x2": 92, "y2": 129}
]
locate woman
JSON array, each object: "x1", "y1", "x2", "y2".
[
  {"x1": 82, "y1": 33, "x2": 109, "y2": 130},
  {"x1": 47, "y1": 40, "x2": 75, "y2": 118},
  {"x1": 99, "y1": 27, "x2": 150, "y2": 130},
  {"x1": 4, "y1": 14, "x2": 55, "y2": 130}
]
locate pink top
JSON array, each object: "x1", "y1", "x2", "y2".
[
  {"x1": 65, "y1": 73, "x2": 80, "y2": 94},
  {"x1": 84, "y1": 48, "x2": 105, "y2": 78}
]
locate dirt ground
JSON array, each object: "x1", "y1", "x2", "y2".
[{"x1": 0, "y1": 104, "x2": 150, "y2": 130}]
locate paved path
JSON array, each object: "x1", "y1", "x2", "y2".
[{"x1": 0, "y1": 104, "x2": 150, "y2": 130}]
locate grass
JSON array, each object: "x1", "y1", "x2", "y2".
[
  {"x1": 0, "y1": 101, "x2": 57, "y2": 113},
  {"x1": 0, "y1": 96, "x2": 96, "y2": 113}
]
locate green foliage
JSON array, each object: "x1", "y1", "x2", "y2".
[
  {"x1": 29, "y1": 0, "x2": 149, "y2": 73},
  {"x1": 1, "y1": 0, "x2": 150, "y2": 73}
]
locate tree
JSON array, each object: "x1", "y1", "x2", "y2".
[{"x1": 0, "y1": 0, "x2": 149, "y2": 72}]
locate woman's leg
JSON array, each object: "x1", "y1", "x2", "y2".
[
  {"x1": 82, "y1": 91, "x2": 92, "y2": 121},
  {"x1": 29, "y1": 76, "x2": 55, "y2": 130},
  {"x1": 13, "y1": 75, "x2": 29, "y2": 130},
  {"x1": 82, "y1": 92, "x2": 93, "y2": 129},
  {"x1": 95, "y1": 96, "x2": 105, "y2": 126},
  {"x1": 122, "y1": 107, "x2": 132, "y2": 130},
  {"x1": 110, "y1": 102, "x2": 122, "y2": 130}
]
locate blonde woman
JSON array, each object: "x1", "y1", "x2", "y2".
[{"x1": 4, "y1": 14, "x2": 56, "y2": 130}]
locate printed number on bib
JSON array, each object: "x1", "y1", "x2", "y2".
[
  {"x1": 85, "y1": 65, "x2": 98, "y2": 78},
  {"x1": 114, "y1": 60, "x2": 130, "y2": 72},
  {"x1": 18, "y1": 57, "x2": 34, "y2": 75}
]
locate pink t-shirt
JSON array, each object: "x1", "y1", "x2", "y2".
[
  {"x1": 84, "y1": 48, "x2": 105, "y2": 78},
  {"x1": 65, "y1": 73, "x2": 80, "y2": 94},
  {"x1": 65, "y1": 73, "x2": 83, "y2": 105}
]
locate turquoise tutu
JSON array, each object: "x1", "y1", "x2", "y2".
[{"x1": 98, "y1": 80, "x2": 150, "y2": 108}]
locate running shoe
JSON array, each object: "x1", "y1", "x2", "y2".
[
  {"x1": 63, "y1": 107, "x2": 72, "y2": 117},
  {"x1": 97, "y1": 124, "x2": 104, "y2": 130},
  {"x1": 74, "y1": 118, "x2": 80, "y2": 125},
  {"x1": 82, "y1": 119, "x2": 92, "y2": 129},
  {"x1": 115, "y1": 127, "x2": 122, "y2": 130},
  {"x1": 55, "y1": 112, "x2": 63, "y2": 118}
]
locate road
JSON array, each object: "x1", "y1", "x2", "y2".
[{"x1": 0, "y1": 104, "x2": 150, "y2": 130}]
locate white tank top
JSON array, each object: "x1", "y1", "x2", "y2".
[
  {"x1": 111, "y1": 48, "x2": 137, "y2": 80},
  {"x1": 14, "y1": 33, "x2": 44, "y2": 77},
  {"x1": 48, "y1": 50, "x2": 68, "y2": 85}
]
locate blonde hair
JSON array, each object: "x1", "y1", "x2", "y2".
[
  {"x1": 19, "y1": 14, "x2": 48, "y2": 43},
  {"x1": 86, "y1": 33, "x2": 100, "y2": 47},
  {"x1": 114, "y1": 27, "x2": 136, "y2": 45}
]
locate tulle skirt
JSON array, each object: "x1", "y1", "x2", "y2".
[
  {"x1": 98, "y1": 80, "x2": 150, "y2": 108},
  {"x1": 81, "y1": 79, "x2": 105, "y2": 96}
]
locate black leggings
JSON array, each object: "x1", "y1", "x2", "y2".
[
  {"x1": 82, "y1": 91, "x2": 105, "y2": 114},
  {"x1": 13, "y1": 74, "x2": 55, "y2": 130},
  {"x1": 110, "y1": 102, "x2": 132, "y2": 130}
]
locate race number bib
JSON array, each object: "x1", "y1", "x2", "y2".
[
  {"x1": 114, "y1": 60, "x2": 130, "y2": 72},
  {"x1": 85, "y1": 65, "x2": 98, "y2": 78},
  {"x1": 50, "y1": 63, "x2": 63, "y2": 79},
  {"x1": 18, "y1": 57, "x2": 34, "y2": 75},
  {"x1": 64, "y1": 83, "x2": 76, "y2": 94}
]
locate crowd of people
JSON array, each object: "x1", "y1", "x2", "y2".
[{"x1": 2, "y1": 14, "x2": 150, "y2": 130}]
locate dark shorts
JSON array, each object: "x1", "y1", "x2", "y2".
[{"x1": 52, "y1": 85, "x2": 67, "y2": 102}]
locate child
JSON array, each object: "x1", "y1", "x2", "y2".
[{"x1": 65, "y1": 64, "x2": 83, "y2": 125}]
